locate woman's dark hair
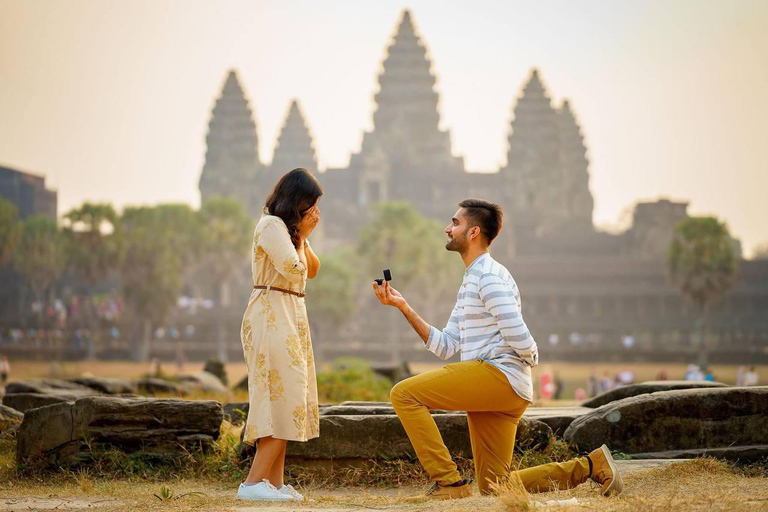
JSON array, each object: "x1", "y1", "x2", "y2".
[{"x1": 265, "y1": 168, "x2": 324, "y2": 248}]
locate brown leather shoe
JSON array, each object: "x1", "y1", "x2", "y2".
[
  {"x1": 403, "y1": 480, "x2": 473, "y2": 502},
  {"x1": 588, "y1": 444, "x2": 624, "y2": 496}
]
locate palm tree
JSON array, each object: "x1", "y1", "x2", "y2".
[{"x1": 668, "y1": 216, "x2": 738, "y2": 367}]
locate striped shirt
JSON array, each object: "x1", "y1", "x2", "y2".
[{"x1": 426, "y1": 253, "x2": 539, "y2": 402}]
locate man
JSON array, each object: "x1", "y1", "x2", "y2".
[{"x1": 372, "y1": 198, "x2": 623, "y2": 500}]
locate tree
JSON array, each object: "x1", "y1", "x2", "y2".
[
  {"x1": 121, "y1": 206, "x2": 185, "y2": 360},
  {"x1": 305, "y1": 248, "x2": 358, "y2": 361},
  {"x1": 0, "y1": 199, "x2": 22, "y2": 268},
  {"x1": 198, "y1": 197, "x2": 253, "y2": 361},
  {"x1": 668, "y1": 216, "x2": 738, "y2": 367},
  {"x1": 14, "y1": 216, "x2": 65, "y2": 328},
  {"x1": 358, "y1": 202, "x2": 460, "y2": 362},
  {"x1": 62, "y1": 203, "x2": 124, "y2": 358}
]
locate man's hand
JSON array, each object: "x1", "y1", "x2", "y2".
[
  {"x1": 372, "y1": 280, "x2": 407, "y2": 310},
  {"x1": 298, "y1": 205, "x2": 320, "y2": 239}
]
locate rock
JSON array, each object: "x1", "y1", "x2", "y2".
[
  {"x1": 203, "y1": 360, "x2": 228, "y2": 386},
  {"x1": 135, "y1": 377, "x2": 189, "y2": 396},
  {"x1": 564, "y1": 387, "x2": 768, "y2": 459},
  {"x1": 6, "y1": 379, "x2": 97, "y2": 397},
  {"x1": 3, "y1": 393, "x2": 78, "y2": 413},
  {"x1": 581, "y1": 380, "x2": 728, "y2": 408},
  {"x1": 178, "y1": 371, "x2": 228, "y2": 394},
  {"x1": 223, "y1": 402, "x2": 248, "y2": 426},
  {"x1": 70, "y1": 377, "x2": 137, "y2": 395},
  {"x1": 627, "y1": 445, "x2": 768, "y2": 461},
  {"x1": 275, "y1": 414, "x2": 550, "y2": 460},
  {"x1": 523, "y1": 406, "x2": 592, "y2": 436},
  {"x1": 0, "y1": 403, "x2": 23, "y2": 433},
  {"x1": 17, "y1": 396, "x2": 224, "y2": 466},
  {"x1": 233, "y1": 375, "x2": 248, "y2": 391}
]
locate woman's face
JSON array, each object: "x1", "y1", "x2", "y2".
[{"x1": 301, "y1": 197, "x2": 321, "y2": 217}]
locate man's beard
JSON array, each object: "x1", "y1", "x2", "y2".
[{"x1": 445, "y1": 233, "x2": 468, "y2": 252}]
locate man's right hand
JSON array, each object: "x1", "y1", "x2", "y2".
[{"x1": 372, "y1": 280, "x2": 407, "y2": 310}]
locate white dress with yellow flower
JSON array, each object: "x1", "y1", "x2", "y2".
[{"x1": 240, "y1": 214, "x2": 319, "y2": 444}]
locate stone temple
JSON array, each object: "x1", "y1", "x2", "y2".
[{"x1": 198, "y1": 10, "x2": 768, "y2": 363}]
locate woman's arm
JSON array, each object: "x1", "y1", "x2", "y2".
[{"x1": 304, "y1": 239, "x2": 320, "y2": 279}]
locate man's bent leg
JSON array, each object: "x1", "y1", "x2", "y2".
[
  {"x1": 390, "y1": 371, "x2": 462, "y2": 485},
  {"x1": 467, "y1": 411, "x2": 521, "y2": 495},
  {"x1": 511, "y1": 457, "x2": 591, "y2": 493},
  {"x1": 390, "y1": 360, "x2": 526, "y2": 488}
]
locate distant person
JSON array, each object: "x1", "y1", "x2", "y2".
[
  {"x1": 372, "y1": 198, "x2": 622, "y2": 500},
  {"x1": 684, "y1": 364, "x2": 705, "y2": 381},
  {"x1": 616, "y1": 369, "x2": 635, "y2": 387},
  {"x1": 237, "y1": 168, "x2": 322, "y2": 502},
  {"x1": 548, "y1": 333, "x2": 559, "y2": 346},
  {"x1": 656, "y1": 368, "x2": 668, "y2": 381},
  {"x1": 574, "y1": 387, "x2": 587, "y2": 401},
  {"x1": 588, "y1": 369, "x2": 599, "y2": 397},
  {"x1": 0, "y1": 356, "x2": 9, "y2": 385},
  {"x1": 703, "y1": 367, "x2": 715, "y2": 382},
  {"x1": 744, "y1": 367, "x2": 759, "y2": 386},
  {"x1": 621, "y1": 335, "x2": 634, "y2": 349},
  {"x1": 735, "y1": 366, "x2": 746, "y2": 386},
  {"x1": 598, "y1": 372, "x2": 613, "y2": 394},
  {"x1": 553, "y1": 373, "x2": 564, "y2": 400},
  {"x1": 175, "y1": 348, "x2": 186, "y2": 374}
]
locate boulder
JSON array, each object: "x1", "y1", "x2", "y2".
[
  {"x1": 178, "y1": 371, "x2": 228, "y2": 394},
  {"x1": 203, "y1": 360, "x2": 228, "y2": 386},
  {"x1": 3, "y1": 393, "x2": 77, "y2": 413},
  {"x1": 0, "y1": 403, "x2": 23, "y2": 433},
  {"x1": 564, "y1": 386, "x2": 768, "y2": 460},
  {"x1": 523, "y1": 406, "x2": 592, "y2": 436},
  {"x1": 233, "y1": 375, "x2": 248, "y2": 391},
  {"x1": 17, "y1": 396, "x2": 224, "y2": 466},
  {"x1": 275, "y1": 414, "x2": 550, "y2": 460},
  {"x1": 6, "y1": 379, "x2": 97, "y2": 397},
  {"x1": 135, "y1": 377, "x2": 189, "y2": 396},
  {"x1": 628, "y1": 445, "x2": 768, "y2": 461},
  {"x1": 223, "y1": 402, "x2": 248, "y2": 426},
  {"x1": 581, "y1": 380, "x2": 728, "y2": 408},
  {"x1": 70, "y1": 377, "x2": 137, "y2": 395}
]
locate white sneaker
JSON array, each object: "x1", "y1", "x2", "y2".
[
  {"x1": 237, "y1": 479, "x2": 293, "y2": 501},
  {"x1": 278, "y1": 484, "x2": 303, "y2": 501}
]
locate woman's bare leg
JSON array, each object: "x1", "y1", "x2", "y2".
[
  {"x1": 265, "y1": 441, "x2": 288, "y2": 487},
  {"x1": 245, "y1": 436, "x2": 287, "y2": 484}
]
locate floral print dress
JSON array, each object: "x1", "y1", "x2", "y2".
[{"x1": 241, "y1": 214, "x2": 319, "y2": 444}]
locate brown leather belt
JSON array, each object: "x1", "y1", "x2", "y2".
[{"x1": 254, "y1": 285, "x2": 305, "y2": 298}]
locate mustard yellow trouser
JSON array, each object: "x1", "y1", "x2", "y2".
[{"x1": 390, "y1": 360, "x2": 591, "y2": 494}]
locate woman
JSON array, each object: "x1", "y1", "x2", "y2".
[{"x1": 237, "y1": 168, "x2": 322, "y2": 502}]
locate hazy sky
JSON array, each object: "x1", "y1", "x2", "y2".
[{"x1": 1, "y1": 0, "x2": 766, "y2": 256}]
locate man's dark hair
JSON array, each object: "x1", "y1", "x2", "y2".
[{"x1": 458, "y1": 198, "x2": 503, "y2": 245}]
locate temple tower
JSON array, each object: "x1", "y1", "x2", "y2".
[
  {"x1": 557, "y1": 99, "x2": 594, "y2": 230},
  {"x1": 351, "y1": 10, "x2": 464, "y2": 220},
  {"x1": 199, "y1": 70, "x2": 262, "y2": 217}
]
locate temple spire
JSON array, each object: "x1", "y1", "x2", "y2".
[
  {"x1": 558, "y1": 99, "x2": 594, "y2": 227},
  {"x1": 270, "y1": 100, "x2": 318, "y2": 174},
  {"x1": 199, "y1": 69, "x2": 261, "y2": 215}
]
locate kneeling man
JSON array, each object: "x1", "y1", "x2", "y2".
[{"x1": 372, "y1": 198, "x2": 623, "y2": 500}]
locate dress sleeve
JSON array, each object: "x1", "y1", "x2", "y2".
[{"x1": 258, "y1": 220, "x2": 307, "y2": 284}]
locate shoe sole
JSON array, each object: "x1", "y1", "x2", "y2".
[
  {"x1": 599, "y1": 444, "x2": 624, "y2": 497},
  {"x1": 237, "y1": 496, "x2": 294, "y2": 502}
]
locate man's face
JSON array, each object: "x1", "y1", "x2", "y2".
[{"x1": 445, "y1": 208, "x2": 473, "y2": 252}]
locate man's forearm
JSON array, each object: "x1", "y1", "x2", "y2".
[{"x1": 398, "y1": 303, "x2": 431, "y2": 344}]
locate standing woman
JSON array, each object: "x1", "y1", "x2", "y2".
[{"x1": 237, "y1": 168, "x2": 322, "y2": 502}]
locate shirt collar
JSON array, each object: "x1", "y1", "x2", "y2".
[{"x1": 465, "y1": 252, "x2": 490, "y2": 275}]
